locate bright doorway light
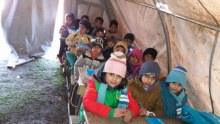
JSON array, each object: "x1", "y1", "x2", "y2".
[
  {"x1": 0, "y1": 1, "x2": 11, "y2": 60},
  {"x1": 43, "y1": 0, "x2": 64, "y2": 60}
]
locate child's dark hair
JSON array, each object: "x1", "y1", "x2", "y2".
[
  {"x1": 81, "y1": 15, "x2": 89, "y2": 21},
  {"x1": 101, "y1": 72, "x2": 127, "y2": 90},
  {"x1": 65, "y1": 12, "x2": 75, "y2": 24},
  {"x1": 124, "y1": 33, "x2": 135, "y2": 42},
  {"x1": 80, "y1": 20, "x2": 91, "y2": 31},
  {"x1": 95, "y1": 17, "x2": 104, "y2": 24},
  {"x1": 109, "y1": 20, "x2": 118, "y2": 28},
  {"x1": 95, "y1": 27, "x2": 105, "y2": 35}
]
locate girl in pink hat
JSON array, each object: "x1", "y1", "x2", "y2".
[{"x1": 79, "y1": 51, "x2": 140, "y2": 123}]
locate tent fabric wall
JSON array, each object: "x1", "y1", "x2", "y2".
[{"x1": 1, "y1": 0, "x2": 59, "y2": 66}]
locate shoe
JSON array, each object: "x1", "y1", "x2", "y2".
[{"x1": 58, "y1": 56, "x2": 64, "y2": 68}]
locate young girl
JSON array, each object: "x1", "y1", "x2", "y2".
[
  {"x1": 127, "y1": 48, "x2": 143, "y2": 78},
  {"x1": 57, "y1": 12, "x2": 76, "y2": 67},
  {"x1": 80, "y1": 51, "x2": 140, "y2": 123},
  {"x1": 129, "y1": 61, "x2": 164, "y2": 117},
  {"x1": 74, "y1": 37, "x2": 105, "y2": 83},
  {"x1": 113, "y1": 41, "x2": 128, "y2": 55}
]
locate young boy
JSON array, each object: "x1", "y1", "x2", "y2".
[
  {"x1": 65, "y1": 20, "x2": 92, "y2": 85},
  {"x1": 160, "y1": 66, "x2": 188, "y2": 118},
  {"x1": 105, "y1": 20, "x2": 121, "y2": 40},
  {"x1": 80, "y1": 51, "x2": 140, "y2": 123},
  {"x1": 90, "y1": 17, "x2": 104, "y2": 36},
  {"x1": 103, "y1": 36, "x2": 116, "y2": 60},
  {"x1": 113, "y1": 41, "x2": 128, "y2": 55},
  {"x1": 124, "y1": 33, "x2": 135, "y2": 54},
  {"x1": 74, "y1": 37, "x2": 105, "y2": 83},
  {"x1": 129, "y1": 61, "x2": 164, "y2": 117},
  {"x1": 142, "y1": 48, "x2": 158, "y2": 62},
  {"x1": 57, "y1": 12, "x2": 76, "y2": 67}
]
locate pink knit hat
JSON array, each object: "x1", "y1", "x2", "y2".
[
  {"x1": 129, "y1": 48, "x2": 143, "y2": 61},
  {"x1": 103, "y1": 51, "x2": 127, "y2": 78}
]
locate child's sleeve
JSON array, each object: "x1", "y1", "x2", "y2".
[
  {"x1": 152, "y1": 92, "x2": 164, "y2": 117},
  {"x1": 65, "y1": 33, "x2": 77, "y2": 46},
  {"x1": 82, "y1": 79, "x2": 113, "y2": 118},
  {"x1": 74, "y1": 54, "x2": 85, "y2": 82},
  {"x1": 127, "y1": 88, "x2": 140, "y2": 118}
]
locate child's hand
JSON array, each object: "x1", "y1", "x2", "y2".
[
  {"x1": 114, "y1": 108, "x2": 125, "y2": 118},
  {"x1": 124, "y1": 110, "x2": 132, "y2": 122},
  {"x1": 139, "y1": 107, "x2": 147, "y2": 116}
]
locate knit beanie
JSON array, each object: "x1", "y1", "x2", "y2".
[
  {"x1": 143, "y1": 48, "x2": 158, "y2": 60},
  {"x1": 91, "y1": 37, "x2": 104, "y2": 49},
  {"x1": 139, "y1": 61, "x2": 161, "y2": 81},
  {"x1": 79, "y1": 20, "x2": 91, "y2": 31},
  {"x1": 129, "y1": 48, "x2": 143, "y2": 61},
  {"x1": 103, "y1": 51, "x2": 127, "y2": 78},
  {"x1": 113, "y1": 41, "x2": 128, "y2": 54},
  {"x1": 166, "y1": 66, "x2": 188, "y2": 88}
]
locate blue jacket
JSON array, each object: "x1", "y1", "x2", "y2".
[{"x1": 159, "y1": 82, "x2": 187, "y2": 118}]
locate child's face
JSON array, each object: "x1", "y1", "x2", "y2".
[
  {"x1": 124, "y1": 39, "x2": 133, "y2": 47},
  {"x1": 141, "y1": 73, "x2": 156, "y2": 87},
  {"x1": 143, "y1": 54, "x2": 154, "y2": 63},
  {"x1": 107, "y1": 41, "x2": 116, "y2": 48},
  {"x1": 109, "y1": 24, "x2": 117, "y2": 33},
  {"x1": 105, "y1": 73, "x2": 122, "y2": 88},
  {"x1": 95, "y1": 31, "x2": 104, "y2": 37},
  {"x1": 65, "y1": 17, "x2": 73, "y2": 26},
  {"x1": 129, "y1": 55, "x2": 139, "y2": 64},
  {"x1": 92, "y1": 45, "x2": 102, "y2": 55},
  {"x1": 114, "y1": 46, "x2": 125, "y2": 54},
  {"x1": 79, "y1": 24, "x2": 89, "y2": 34},
  {"x1": 95, "y1": 20, "x2": 103, "y2": 28},
  {"x1": 169, "y1": 82, "x2": 183, "y2": 94}
]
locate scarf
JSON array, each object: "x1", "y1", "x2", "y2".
[{"x1": 169, "y1": 89, "x2": 186, "y2": 118}]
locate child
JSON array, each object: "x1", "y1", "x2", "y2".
[
  {"x1": 159, "y1": 66, "x2": 188, "y2": 118},
  {"x1": 105, "y1": 20, "x2": 121, "y2": 40},
  {"x1": 127, "y1": 48, "x2": 143, "y2": 78},
  {"x1": 113, "y1": 41, "x2": 128, "y2": 55},
  {"x1": 65, "y1": 20, "x2": 92, "y2": 85},
  {"x1": 57, "y1": 12, "x2": 76, "y2": 67},
  {"x1": 81, "y1": 15, "x2": 89, "y2": 21},
  {"x1": 93, "y1": 27, "x2": 105, "y2": 38},
  {"x1": 160, "y1": 66, "x2": 220, "y2": 123},
  {"x1": 74, "y1": 37, "x2": 105, "y2": 83},
  {"x1": 129, "y1": 61, "x2": 164, "y2": 117},
  {"x1": 103, "y1": 36, "x2": 116, "y2": 60},
  {"x1": 124, "y1": 33, "x2": 135, "y2": 54},
  {"x1": 90, "y1": 17, "x2": 104, "y2": 36},
  {"x1": 142, "y1": 48, "x2": 158, "y2": 62},
  {"x1": 80, "y1": 51, "x2": 140, "y2": 123}
]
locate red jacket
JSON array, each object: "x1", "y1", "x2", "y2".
[{"x1": 83, "y1": 78, "x2": 140, "y2": 118}]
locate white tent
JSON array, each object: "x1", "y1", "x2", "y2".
[{"x1": 1, "y1": 0, "x2": 220, "y2": 116}]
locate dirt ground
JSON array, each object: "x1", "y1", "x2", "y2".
[{"x1": 0, "y1": 57, "x2": 68, "y2": 124}]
